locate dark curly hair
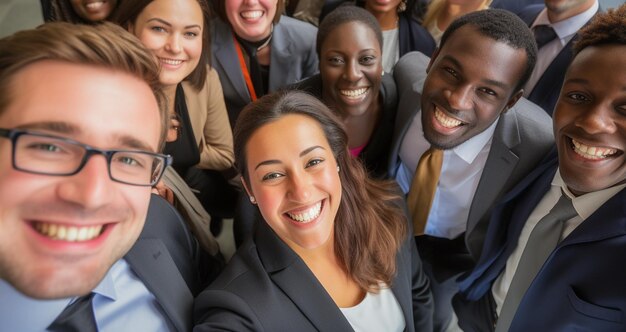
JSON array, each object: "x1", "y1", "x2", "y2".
[
  {"x1": 316, "y1": 5, "x2": 383, "y2": 57},
  {"x1": 440, "y1": 9, "x2": 537, "y2": 92},
  {"x1": 574, "y1": 4, "x2": 626, "y2": 54}
]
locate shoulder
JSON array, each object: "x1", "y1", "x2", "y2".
[
  {"x1": 499, "y1": 98, "x2": 554, "y2": 153},
  {"x1": 275, "y1": 16, "x2": 318, "y2": 41},
  {"x1": 289, "y1": 74, "x2": 322, "y2": 97},
  {"x1": 394, "y1": 51, "x2": 430, "y2": 93}
]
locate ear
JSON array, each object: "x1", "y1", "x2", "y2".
[
  {"x1": 240, "y1": 176, "x2": 253, "y2": 198},
  {"x1": 503, "y1": 89, "x2": 524, "y2": 114},
  {"x1": 426, "y1": 47, "x2": 440, "y2": 74}
]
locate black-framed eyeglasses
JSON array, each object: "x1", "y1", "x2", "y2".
[{"x1": 0, "y1": 128, "x2": 172, "y2": 187}]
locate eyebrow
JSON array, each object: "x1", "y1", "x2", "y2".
[
  {"x1": 254, "y1": 145, "x2": 326, "y2": 170},
  {"x1": 440, "y1": 55, "x2": 509, "y2": 90},
  {"x1": 147, "y1": 18, "x2": 201, "y2": 30},
  {"x1": 15, "y1": 121, "x2": 155, "y2": 152}
]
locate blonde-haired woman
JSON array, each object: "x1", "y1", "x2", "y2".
[{"x1": 422, "y1": 0, "x2": 491, "y2": 44}]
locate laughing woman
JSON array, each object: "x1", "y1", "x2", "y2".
[
  {"x1": 293, "y1": 6, "x2": 397, "y2": 179},
  {"x1": 193, "y1": 90, "x2": 433, "y2": 332},
  {"x1": 113, "y1": 0, "x2": 236, "y2": 221}
]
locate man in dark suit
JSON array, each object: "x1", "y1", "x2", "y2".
[
  {"x1": 389, "y1": 9, "x2": 554, "y2": 331},
  {"x1": 518, "y1": 0, "x2": 599, "y2": 115},
  {"x1": 0, "y1": 22, "x2": 215, "y2": 331},
  {"x1": 454, "y1": 6, "x2": 626, "y2": 331}
]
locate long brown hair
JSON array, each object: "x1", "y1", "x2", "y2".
[
  {"x1": 111, "y1": 0, "x2": 212, "y2": 90},
  {"x1": 234, "y1": 90, "x2": 407, "y2": 291}
]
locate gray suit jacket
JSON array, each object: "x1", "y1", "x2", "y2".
[
  {"x1": 211, "y1": 16, "x2": 318, "y2": 128},
  {"x1": 125, "y1": 194, "x2": 219, "y2": 332},
  {"x1": 388, "y1": 52, "x2": 555, "y2": 260}
]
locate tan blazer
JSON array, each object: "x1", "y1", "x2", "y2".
[{"x1": 182, "y1": 67, "x2": 234, "y2": 171}]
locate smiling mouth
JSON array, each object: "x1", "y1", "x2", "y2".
[
  {"x1": 340, "y1": 88, "x2": 369, "y2": 99},
  {"x1": 434, "y1": 107, "x2": 464, "y2": 128},
  {"x1": 159, "y1": 58, "x2": 184, "y2": 66},
  {"x1": 570, "y1": 138, "x2": 619, "y2": 160},
  {"x1": 85, "y1": 1, "x2": 106, "y2": 10},
  {"x1": 241, "y1": 10, "x2": 263, "y2": 19},
  {"x1": 32, "y1": 222, "x2": 105, "y2": 242},
  {"x1": 286, "y1": 201, "x2": 323, "y2": 223}
]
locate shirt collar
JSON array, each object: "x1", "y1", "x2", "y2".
[
  {"x1": 450, "y1": 116, "x2": 499, "y2": 164},
  {"x1": 552, "y1": 169, "x2": 626, "y2": 220},
  {"x1": 90, "y1": 259, "x2": 126, "y2": 301},
  {"x1": 0, "y1": 279, "x2": 71, "y2": 331},
  {"x1": 533, "y1": 1, "x2": 599, "y2": 43}
]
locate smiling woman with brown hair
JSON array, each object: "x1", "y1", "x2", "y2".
[{"x1": 194, "y1": 90, "x2": 433, "y2": 331}]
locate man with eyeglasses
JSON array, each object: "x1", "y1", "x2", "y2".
[{"x1": 0, "y1": 22, "x2": 214, "y2": 331}]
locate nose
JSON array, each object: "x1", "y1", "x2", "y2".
[
  {"x1": 287, "y1": 172, "x2": 312, "y2": 203},
  {"x1": 342, "y1": 60, "x2": 363, "y2": 83},
  {"x1": 165, "y1": 33, "x2": 182, "y2": 54},
  {"x1": 56, "y1": 155, "x2": 115, "y2": 209},
  {"x1": 574, "y1": 102, "x2": 616, "y2": 135},
  {"x1": 445, "y1": 85, "x2": 473, "y2": 111}
]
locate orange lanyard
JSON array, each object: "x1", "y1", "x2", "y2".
[{"x1": 233, "y1": 34, "x2": 257, "y2": 101}]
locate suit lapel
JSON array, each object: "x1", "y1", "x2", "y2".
[
  {"x1": 255, "y1": 223, "x2": 354, "y2": 331},
  {"x1": 212, "y1": 20, "x2": 251, "y2": 102},
  {"x1": 528, "y1": 41, "x2": 573, "y2": 115},
  {"x1": 268, "y1": 23, "x2": 294, "y2": 92},
  {"x1": 466, "y1": 110, "x2": 521, "y2": 250},
  {"x1": 125, "y1": 238, "x2": 193, "y2": 332},
  {"x1": 388, "y1": 85, "x2": 422, "y2": 177},
  {"x1": 559, "y1": 188, "x2": 626, "y2": 248}
]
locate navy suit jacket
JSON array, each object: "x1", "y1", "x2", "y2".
[
  {"x1": 456, "y1": 150, "x2": 626, "y2": 331},
  {"x1": 126, "y1": 194, "x2": 219, "y2": 332},
  {"x1": 194, "y1": 219, "x2": 434, "y2": 331},
  {"x1": 518, "y1": 4, "x2": 597, "y2": 115}
]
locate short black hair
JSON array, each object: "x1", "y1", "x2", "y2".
[
  {"x1": 316, "y1": 5, "x2": 383, "y2": 57},
  {"x1": 574, "y1": 4, "x2": 626, "y2": 54},
  {"x1": 440, "y1": 9, "x2": 537, "y2": 92}
]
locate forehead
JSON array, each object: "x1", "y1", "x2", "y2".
[
  {"x1": 322, "y1": 21, "x2": 380, "y2": 52},
  {"x1": 246, "y1": 114, "x2": 331, "y2": 163},
  {"x1": 567, "y1": 44, "x2": 626, "y2": 82},
  {"x1": 139, "y1": 0, "x2": 203, "y2": 25},
  {"x1": 436, "y1": 25, "x2": 527, "y2": 85},
  {"x1": 0, "y1": 61, "x2": 161, "y2": 151}
]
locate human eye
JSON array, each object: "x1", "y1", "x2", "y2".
[
  {"x1": 327, "y1": 56, "x2": 344, "y2": 66},
  {"x1": 305, "y1": 158, "x2": 325, "y2": 168},
  {"x1": 26, "y1": 142, "x2": 64, "y2": 153},
  {"x1": 184, "y1": 30, "x2": 199, "y2": 38},
  {"x1": 566, "y1": 92, "x2": 590, "y2": 103},
  {"x1": 478, "y1": 87, "x2": 497, "y2": 97},
  {"x1": 112, "y1": 152, "x2": 148, "y2": 169},
  {"x1": 150, "y1": 25, "x2": 166, "y2": 33},
  {"x1": 359, "y1": 55, "x2": 377, "y2": 65},
  {"x1": 262, "y1": 172, "x2": 284, "y2": 181},
  {"x1": 443, "y1": 67, "x2": 458, "y2": 77}
]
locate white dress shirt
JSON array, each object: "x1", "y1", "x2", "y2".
[
  {"x1": 396, "y1": 111, "x2": 499, "y2": 239},
  {"x1": 340, "y1": 286, "x2": 405, "y2": 332},
  {"x1": 523, "y1": 1, "x2": 599, "y2": 96},
  {"x1": 492, "y1": 170, "x2": 626, "y2": 314}
]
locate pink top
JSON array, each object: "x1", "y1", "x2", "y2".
[{"x1": 349, "y1": 143, "x2": 367, "y2": 158}]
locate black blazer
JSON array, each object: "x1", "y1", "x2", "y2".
[{"x1": 194, "y1": 220, "x2": 434, "y2": 331}]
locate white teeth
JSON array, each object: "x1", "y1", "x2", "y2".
[
  {"x1": 34, "y1": 222, "x2": 103, "y2": 242},
  {"x1": 85, "y1": 1, "x2": 104, "y2": 9},
  {"x1": 241, "y1": 11, "x2": 263, "y2": 19},
  {"x1": 160, "y1": 58, "x2": 183, "y2": 66},
  {"x1": 571, "y1": 139, "x2": 617, "y2": 160},
  {"x1": 340, "y1": 88, "x2": 368, "y2": 98},
  {"x1": 287, "y1": 202, "x2": 322, "y2": 223},
  {"x1": 434, "y1": 108, "x2": 463, "y2": 128}
]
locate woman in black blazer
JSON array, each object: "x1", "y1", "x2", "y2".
[{"x1": 194, "y1": 90, "x2": 433, "y2": 331}]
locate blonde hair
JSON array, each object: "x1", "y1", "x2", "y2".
[{"x1": 422, "y1": 0, "x2": 492, "y2": 31}]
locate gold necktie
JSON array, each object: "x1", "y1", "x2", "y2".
[{"x1": 406, "y1": 147, "x2": 443, "y2": 235}]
